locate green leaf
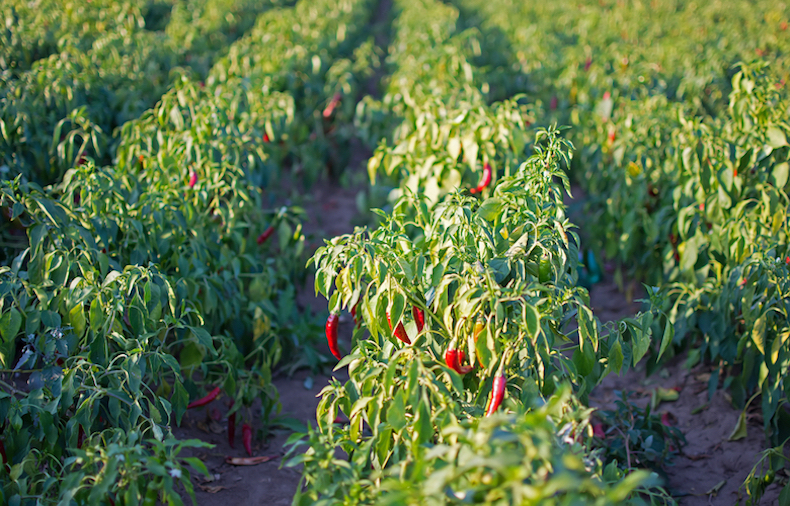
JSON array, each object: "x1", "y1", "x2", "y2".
[
  {"x1": 752, "y1": 315, "x2": 766, "y2": 355},
  {"x1": 657, "y1": 316, "x2": 674, "y2": 361},
  {"x1": 766, "y1": 127, "x2": 788, "y2": 149},
  {"x1": 728, "y1": 411, "x2": 748, "y2": 441},
  {"x1": 773, "y1": 162, "x2": 789, "y2": 189},
  {"x1": 68, "y1": 304, "x2": 86, "y2": 338},
  {"x1": 608, "y1": 339, "x2": 623, "y2": 373},
  {"x1": 0, "y1": 308, "x2": 22, "y2": 343}
]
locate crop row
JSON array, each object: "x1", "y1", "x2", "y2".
[
  {"x1": 454, "y1": 0, "x2": 790, "y2": 501},
  {"x1": 0, "y1": 0, "x2": 379, "y2": 503},
  {"x1": 288, "y1": 0, "x2": 680, "y2": 504}
]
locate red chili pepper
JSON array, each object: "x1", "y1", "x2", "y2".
[
  {"x1": 603, "y1": 91, "x2": 611, "y2": 101},
  {"x1": 445, "y1": 349, "x2": 474, "y2": 374},
  {"x1": 412, "y1": 307, "x2": 424, "y2": 333},
  {"x1": 77, "y1": 425, "x2": 85, "y2": 449},
  {"x1": 187, "y1": 386, "x2": 221, "y2": 409},
  {"x1": 485, "y1": 375, "x2": 506, "y2": 416},
  {"x1": 0, "y1": 438, "x2": 8, "y2": 469},
  {"x1": 608, "y1": 128, "x2": 616, "y2": 144},
  {"x1": 470, "y1": 163, "x2": 492, "y2": 194},
  {"x1": 444, "y1": 349, "x2": 459, "y2": 373},
  {"x1": 188, "y1": 170, "x2": 198, "y2": 188},
  {"x1": 386, "y1": 312, "x2": 411, "y2": 345},
  {"x1": 242, "y1": 423, "x2": 253, "y2": 456},
  {"x1": 257, "y1": 226, "x2": 275, "y2": 245},
  {"x1": 351, "y1": 303, "x2": 361, "y2": 328},
  {"x1": 592, "y1": 423, "x2": 605, "y2": 438},
  {"x1": 457, "y1": 351, "x2": 474, "y2": 374},
  {"x1": 263, "y1": 133, "x2": 270, "y2": 143},
  {"x1": 326, "y1": 313, "x2": 341, "y2": 360},
  {"x1": 228, "y1": 412, "x2": 236, "y2": 448},
  {"x1": 785, "y1": 256, "x2": 790, "y2": 265},
  {"x1": 584, "y1": 57, "x2": 592, "y2": 72},
  {"x1": 323, "y1": 93, "x2": 342, "y2": 118}
]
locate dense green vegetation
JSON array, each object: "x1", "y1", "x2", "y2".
[{"x1": 0, "y1": 0, "x2": 787, "y2": 504}]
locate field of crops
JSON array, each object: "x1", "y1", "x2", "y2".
[{"x1": 0, "y1": 0, "x2": 788, "y2": 504}]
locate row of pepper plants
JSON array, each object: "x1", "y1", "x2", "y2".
[
  {"x1": 0, "y1": 0, "x2": 295, "y2": 186},
  {"x1": 0, "y1": 0, "x2": 382, "y2": 503},
  {"x1": 287, "y1": 0, "x2": 682, "y2": 503},
  {"x1": 452, "y1": 0, "x2": 790, "y2": 502}
]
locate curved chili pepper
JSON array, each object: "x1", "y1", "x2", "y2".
[
  {"x1": 470, "y1": 163, "x2": 492, "y2": 194},
  {"x1": 485, "y1": 375, "x2": 506, "y2": 416},
  {"x1": 257, "y1": 226, "x2": 275, "y2": 245},
  {"x1": 228, "y1": 412, "x2": 236, "y2": 448},
  {"x1": 242, "y1": 423, "x2": 253, "y2": 456},
  {"x1": 187, "y1": 386, "x2": 221, "y2": 409},
  {"x1": 326, "y1": 313, "x2": 341, "y2": 360},
  {"x1": 457, "y1": 351, "x2": 474, "y2": 374},
  {"x1": 386, "y1": 312, "x2": 411, "y2": 345},
  {"x1": 445, "y1": 349, "x2": 474, "y2": 374},
  {"x1": 412, "y1": 307, "x2": 424, "y2": 333}
]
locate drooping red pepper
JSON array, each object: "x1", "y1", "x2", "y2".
[
  {"x1": 445, "y1": 349, "x2": 474, "y2": 374},
  {"x1": 0, "y1": 438, "x2": 8, "y2": 469},
  {"x1": 188, "y1": 170, "x2": 198, "y2": 188},
  {"x1": 257, "y1": 226, "x2": 275, "y2": 245},
  {"x1": 412, "y1": 307, "x2": 424, "y2": 333},
  {"x1": 326, "y1": 313, "x2": 341, "y2": 360},
  {"x1": 444, "y1": 349, "x2": 459, "y2": 373},
  {"x1": 457, "y1": 351, "x2": 474, "y2": 374},
  {"x1": 228, "y1": 412, "x2": 236, "y2": 448},
  {"x1": 470, "y1": 163, "x2": 492, "y2": 195},
  {"x1": 187, "y1": 386, "x2": 221, "y2": 409},
  {"x1": 242, "y1": 423, "x2": 253, "y2": 456},
  {"x1": 485, "y1": 375, "x2": 506, "y2": 416},
  {"x1": 386, "y1": 312, "x2": 411, "y2": 345},
  {"x1": 323, "y1": 93, "x2": 342, "y2": 118},
  {"x1": 263, "y1": 133, "x2": 270, "y2": 143},
  {"x1": 351, "y1": 303, "x2": 361, "y2": 328}
]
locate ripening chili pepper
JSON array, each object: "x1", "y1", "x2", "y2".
[
  {"x1": 326, "y1": 312, "x2": 341, "y2": 360},
  {"x1": 263, "y1": 133, "x2": 270, "y2": 143},
  {"x1": 592, "y1": 423, "x2": 605, "y2": 438},
  {"x1": 188, "y1": 170, "x2": 198, "y2": 188},
  {"x1": 470, "y1": 163, "x2": 492, "y2": 194},
  {"x1": 412, "y1": 307, "x2": 424, "y2": 333},
  {"x1": 77, "y1": 152, "x2": 87, "y2": 166},
  {"x1": 608, "y1": 128, "x2": 616, "y2": 144},
  {"x1": 242, "y1": 423, "x2": 253, "y2": 456},
  {"x1": 785, "y1": 256, "x2": 789, "y2": 265},
  {"x1": 257, "y1": 226, "x2": 275, "y2": 245},
  {"x1": 228, "y1": 412, "x2": 236, "y2": 448},
  {"x1": 187, "y1": 386, "x2": 221, "y2": 409},
  {"x1": 386, "y1": 312, "x2": 411, "y2": 344},
  {"x1": 485, "y1": 375, "x2": 506, "y2": 416},
  {"x1": 584, "y1": 56, "x2": 592, "y2": 72}
]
